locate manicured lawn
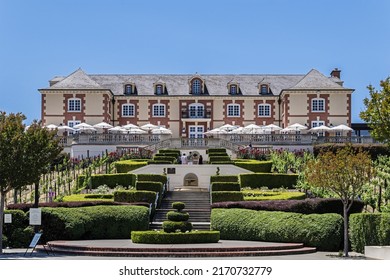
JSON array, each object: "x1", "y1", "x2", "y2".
[
  {"x1": 62, "y1": 194, "x2": 114, "y2": 202},
  {"x1": 242, "y1": 189, "x2": 306, "y2": 201}
]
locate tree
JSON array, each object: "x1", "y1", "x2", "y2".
[
  {"x1": 305, "y1": 146, "x2": 373, "y2": 257},
  {"x1": 360, "y1": 77, "x2": 390, "y2": 144},
  {"x1": 0, "y1": 112, "x2": 62, "y2": 253}
]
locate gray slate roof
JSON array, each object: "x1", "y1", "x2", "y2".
[{"x1": 45, "y1": 68, "x2": 350, "y2": 96}]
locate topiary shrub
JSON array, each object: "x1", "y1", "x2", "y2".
[
  {"x1": 239, "y1": 173, "x2": 298, "y2": 189},
  {"x1": 115, "y1": 160, "x2": 148, "y2": 173},
  {"x1": 209, "y1": 156, "x2": 231, "y2": 163},
  {"x1": 137, "y1": 174, "x2": 168, "y2": 186},
  {"x1": 167, "y1": 211, "x2": 190, "y2": 222},
  {"x1": 153, "y1": 155, "x2": 177, "y2": 163},
  {"x1": 211, "y1": 208, "x2": 343, "y2": 251},
  {"x1": 349, "y1": 213, "x2": 390, "y2": 254},
  {"x1": 77, "y1": 173, "x2": 136, "y2": 189},
  {"x1": 114, "y1": 190, "x2": 157, "y2": 204},
  {"x1": 136, "y1": 181, "x2": 163, "y2": 194},
  {"x1": 131, "y1": 231, "x2": 220, "y2": 244},
  {"x1": 208, "y1": 148, "x2": 227, "y2": 153},
  {"x1": 41, "y1": 206, "x2": 149, "y2": 242},
  {"x1": 211, "y1": 191, "x2": 244, "y2": 203},
  {"x1": 211, "y1": 182, "x2": 241, "y2": 192},
  {"x1": 234, "y1": 160, "x2": 272, "y2": 173},
  {"x1": 158, "y1": 149, "x2": 181, "y2": 157},
  {"x1": 148, "y1": 160, "x2": 173, "y2": 164},
  {"x1": 210, "y1": 175, "x2": 239, "y2": 183},
  {"x1": 162, "y1": 221, "x2": 193, "y2": 233},
  {"x1": 172, "y1": 202, "x2": 185, "y2": 211}
]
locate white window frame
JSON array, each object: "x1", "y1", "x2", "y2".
[
  {"x1": 227, "y1": 104, "x2": 240, "y2": 117},
  {"x1": 312, "y1": 98, "x2": 325, "y2": 112},
  {"x1": 125, "y1": 84, "x2": 133, "y2": 95},
  {"x1": 192, "y1": 79, "x2": 202, "y2": 94},
  {"x1": 68, "y1": 98, "x2": 81, "y2": 112},
  {"x1": 188, "y1": 103, "x2": 205, "y2": 118},
  {"x1": 189, "y1": 125, "x2": 204, "y2": 139},
  {"x1": 122, "y1": 104, "x2": 135, "y2": 117},
  {"x1": 258, "y1": 104, "x2": 271, "y2": 117},
  {"x1": 67, "y1": 120, "x2": 81, "y2": 135},
  {"x1": 260, "y1": 84, "x2": 268, "y2": 94},
  {"x1": 156, "y1": 84, "x2": 163, "y2": 95},
  {"x1": 311, "y1": 120, "x2": 325, "y2": 136},
  {"x1": 230, "y1": 85, "x2": 237, "y2": 95},
  {"x1": 152, "y1": 104, "x2": 166, "y2": 117}
]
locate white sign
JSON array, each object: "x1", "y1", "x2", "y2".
[
  {"x1": 29, "y1": 208, "x2": 42, "y2": 225},
  {"x1": 4, "y1": 214, "x2": 12, "y2": 223},
  {"x1": 28, "y1": 233, "x2": 42, "y2": 248}
]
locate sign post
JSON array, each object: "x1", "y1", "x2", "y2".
[{"x1": 24, "y1": 232, "x2": 42, "y2": 256}]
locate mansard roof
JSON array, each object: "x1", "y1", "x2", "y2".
[{"x1": 44, "y1": 69, "x2": 352, "y2": 96}]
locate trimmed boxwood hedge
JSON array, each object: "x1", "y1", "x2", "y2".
[
  {"x1": 77, "y1": 173, "x2": 136, "y2": 189},
  {"x1": 239, "y1": 173, "x2": 298, "y2": 189},
  {"x1": 148, "y1": 160, "x2": 173, "y2": 164},
  {"x1": 136, "y1": 181, "x2": 163, "y2": 194},
  {"x1": 153, "y1": 155, "x2": 177, "y2": 163},
  {"x1": 114, "y1": 190, "x2": 157, "y2": 204},
  {"x1": 115, "y1": 160, "x2": 148, "y2": 173},
  {"x1": 131, "y1": 231, "x2": 220, "y2": 244},
  {"x1": 41, "y1": 206, "x2": 149, "y2": 242},
  {"x1": 2, "y1": 210, "x2": 34, "y2": 248},
  {"x1": 84, "y1": 194, "x2": 114, "y2": 199},
  {"x1": 158, "y1": 149, "x2": 181, "y2": 157},
  {"x1": 162, "y1": 221, "x2": 192, "y2": 233},
  {"x1": 210, "y1": 161, "x2": 233, "y2": 164},
  {"x1": 211, "y1": 182, "x2": 241, "y2": 192},
  {"x1": 212, "y1": 191, "x2": 244, "y2": 203},
  {"x1": 167, "y1": 211, "x2": 190, "y2": 221},
  {"x1": 208, "y1": 148, "x2": 227, "y2": 153},
  {"x1": 209, "y1": 156, "x2": 231, "y2": 163},
  {"x1": 210, "y1": 175, "x2": 239, "y2": 183},
  {"x1": 234, "y1": 160, "x2": 272, "y2": 173},
  {"x1": 211, "y1": 208, "x2": 343, "y2": 251},
  {"x1": 212, "y1": 198, "x2": 364, "y2": 215},
  {"x1": 137, "y1": 174, "x2": 168, "y2": 186},
  {"x1": 349, "y1": 213, "x2": 390, "y2": 254}
]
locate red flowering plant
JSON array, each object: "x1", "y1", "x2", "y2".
[{"x1": 237, "y1": 147, "x2": 271, "y2": 160}]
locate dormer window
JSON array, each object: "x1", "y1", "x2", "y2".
[
  {"x1": 155, "y1": 84, "x2": 164, "y2": 95},
  {"x1": 191, "y1": 78, "x2": 202, "y2": 95},
  {"x1": 124, "y1": 84, "x2": 133, "y2": 95},
  {"x1": 230, "y1": 84, "x2": 238, "y2": 95},
  {"x1": 260, "y1": 84, "x2": 269, "y2": 94}
]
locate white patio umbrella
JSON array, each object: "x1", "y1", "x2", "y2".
[
  {"x1": 45, "y1": 124, "x2": 58, "y2": 130},
  {"x1": 219, "y1": 124, "x2": 236, "y2": 131},
  {"x1": 243, "y1": 124, "x2": 262, "y2": 134},
  {"x1": 263, "y1": 124, "x2": 282, "y2": 132},
  {"x1": 127, "y1": 128, "x2": 147, "y2": 134},
  {"x1": 140, "y1": 123, "x2": 159, "y2": 132},
  {"x1": 57, "y1": 125, "x2": 75, "y2": 132},
  {"x1": 73, "y1": 122, "x2": 94, "y2": 129},
  {"x1": 281, "y1": 123, "x2": 308, "y2": 133},
  {"x1": 204, "y1": 128, "x2": 226, "y2": 136},
  {"x1": 123, "y1": 123, "x2": 140, "y2": 130},
  {"x1": 229, "y1": 127, "x2": 245, "y2": 134},
  {"x1": 108, "y1": 126, "x2": 127, "y2": 133},
  {"x1": 151, "y1": 127, "x2": 172, "y2": 135},
  {"x1": 330, "y1": 124, "x2": 353, "y2": 135},
  {"x1": 76, "y1": 126, "x2": 96, "y2": 133},
  {"x1": 93, "y1": 122, "x2": 113, "y2": 129},
  {"x1": 309, "y1": 125, "x2": 331, "y2": 132}
]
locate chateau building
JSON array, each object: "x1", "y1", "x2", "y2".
[{"x1": 39, "y1": 68, "x2": 353, "y2": 138}]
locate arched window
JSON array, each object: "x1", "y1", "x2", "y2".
[
  {"x1": 191, "y1": 79, "x2": 202, "y2": 94},
  {"x1": 68, "y1": 98, "x2": 81, "y2": 112},
  {"x1": 227, "y1": 104, "x2": 240, "y2": 117},
  {"x1": 258, "y1": 104, "x2": 271, "y2": 117},
  {"x1": 122, "y1": 104, "x2": 135, "y2": 117},
  {"x1": 152, "y1": 103, "x2": 166, "y2": 117},
  {"x1": 311, "y1": 98, "x2": 325, "y2": 112},
  {"x1": 260, "y1": 84, "x2": 269, "y2": 94},
  {"x1": 124, "y1": 84, "x2": 133, "y2": 95},
  {"x1": 188, "y1": 103, "x2": 205, "y2": 118}
]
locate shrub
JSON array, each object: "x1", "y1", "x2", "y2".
[
  {"x1": 172, "y1": 202, "x2": 185, "y2": 211},
  {"x1": 212, "y1": 191, "x2": 244, "y2": 203},
  {"x1": 210, "y1": 161, "x2": 233, "y2": 164},
  {"x1": 83, "y1": 194, "x2": 114, "y2": 199},
  {"x1": 41, "y1": 206, "x2": 149, "y2": 242},
  {"x1": 167, "y1": 211, "x2": 190, "y2": 222},
  {"x1": 153, "y1": 155, "x2": 177, "y2": 163},
  {"x1": 208, "y1": 148, "x2": 227, "y2": 153},
  {"x1": 137, "y1": 174, "x2": 167, "y2": 186},
  {"x1": 115, "y1": 160, "x2": 148, "y2": 173},
  {"x1": 243, "y1": 191, "x2": 306, "y2": 201},
  {"x1": 148, "y1": 160, "x2": 173, "y2": 164},
  {"x1": 136, "y1": 181, "x2": 163, "y2": 194},
  {"x1": 209, "y1": 156, "x2": 231, "y2": 163},
  {"x1": 162, "y1": 221, "x2": 193, "y2": 233},
  {"x1": 131, "y1": 231, "x2": 220, "y2": 244},
  {"x1": 114, "y1": 190, "x2": 157, "y2": 204},
  {"x1": 210, "y1": 175, "x2": 239, "y2": 183},
  {"x1": 239, "y1": 173, "x2": 298, "y2": 189},
  {"x1": 212, "y1": 198, "x2": 364, "y2": 215},
  {"x1": 211, "y1": 208, "x2": 343, "y2": 251},
  {"x1": 77, "y1": 173, "x2": 136, "y2": 189},
  {"x1": 211, "y1": 182, "x2": 240, "y2": 192},
  {"x1": 158, "y1": 149, "x2": 181, "y2": 157},
  {"x1": 2, "y1": 210, "x2": 33, "y2": 248},
  {"x1": 314, "y1": 144, "x2": 390, "y2": 160},
  {"x1": 208, "y1": 152, "x2": 228, "y2": 156},
  {"x1": 2, "y1": 235, "x2": 8, "y2": 248},
  {"x1": 349, "y1": 213, "x2": 390, "y2": 254},
  {"x1": 234, "y1": 160, "x2": 272, "y2": 173}
]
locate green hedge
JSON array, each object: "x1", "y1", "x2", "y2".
[
  {"x1": 234, "y1": 160, "x2": 272, "y2": 173},
  {"x1": 148, "y1": 160, "x2": 172, "y2": 164},
  {"x1": 84, "y1": 194, "x2": 114, "y2": 199},
  {"x1": 210, "y1": 175, "x2": 239, "y2": 183},
  {"x1": 167, "y1": 211, "x2": 190, "y2": 221},
  {"x1": 209, "y1": 156, "x2": 231, "y2": 163},
  {"x1": 115, "y1": 160, "x2": 148, "y2": 173},
  {"x1": 137, "y1": 174, "x2": 167, "y2": 186},
  {"x1": 211, "y1": 208, "x2": 343, "y2": 251},
  {"x1": 131, "y1": 231, "x2": 220, "y2": 244},
  {"x1": 162, "y1": 221, "x2": 192, "y2": 233},
  {"x1": 208, "y1": 148, "x2": 227, "y2": 153},
  {"x1": 210, "y1": 161, "x2": 233, "y2": 164},
  {"x1": 135, "y1": 181, "x2": 164, "y2": 206},
  {"x1": 239, "y1": 173, "x2": 298, "y2": 189},
  {"x1": 77, "y1": 173, "x2": 137, "y2": 189},
  {"x1": 153, "y1": 155, "x2": 177, "y2": 163},
  {"x1": 2, "y1": 210, "x2": 34, "y2": 248},
  {"x1": 158, "y1": 149, "x2": 181, "y2": 157},
  {"x1": 314, "y1": 144, "x2": 390, "y2": 160},
  {"x1": 349, "y1": 213, "x2": 390, "y2": 254},
  {"x1": 208, "y1": 152, "x2": 228, "y2": 156},
  {"x1": 211, "y1": 182, "x2": 241, "y2": 192},
  {"x1": 41, "y1": 206, "x2": 149, "y2": 242},
  {"x1": 114, "y1": 190, "x2": 157, "y2": 204},
  {"x1": 212, "y1": 191, "x2": 244, "y2": 203}
]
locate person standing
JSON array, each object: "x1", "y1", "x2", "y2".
[
  {"x1": 198, "y1": 155, "x2": 203, "y2": 164},
  {"x1": 181, "y1": 153, "x2": 188, "y2": 165},
  {"x1": 187, "y1": 152, "x2": 193, "y2": 165}
]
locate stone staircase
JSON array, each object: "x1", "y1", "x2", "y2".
[{"x1": 150, "y1": 190, "x2": 211, "y2": 231}]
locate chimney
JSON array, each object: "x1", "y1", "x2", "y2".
[{"x1": 330, "y1": 68, "x2": 341, "y2": 79}]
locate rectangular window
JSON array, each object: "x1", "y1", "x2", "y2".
[
  {"x1": 122, "y1": 104, "x2": 135, "y2": 117},
  {"x1": 312, "y1": 99, "x2": 325, "y2": 112},
  {"x1": 68, "y1": 99, "x2": 81, "y2": 112},
  {"x1": 67, "y1": 120, "x2": 80, "y2": 135},
  {"x1": 312, "y1": 121, "x2": 325, "y2": 136},
  {"x1": 153, "y1": 104, "x2": 165, "y2": 117},
  {"x1": 258, "y1": 104, "x2": 271, "y2": 117},
  {"x1": 227, "y1": 104, "x2": 240, "y2": 117}
]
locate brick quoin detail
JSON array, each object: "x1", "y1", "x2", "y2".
[
  {"x1": 41, "y1": 94, "x2": 46, "y2": 125},
  {"x1": 117, "y1": 99, "x2": 139, "y2": 126},
  {"x1": 102, "y1": 94, "x2": 111, "y2": 123},
  {"x1": 148, "y1": 100, "x2": 170, "y2": 127},
  {"x1": 63, "y1": 93, "x2": 85, "y2": 124},
  {"x1": 306, "y1": 94, "x2": 330, "y2": 127},
  {"x1": 347, "y1": 94, "x2": 351, "y2": 126},
  {"x1": 283, "y1": 94, "x2": 290, "y2": 127},
  {"x1": 253, "y1": 100, "x2": 276, "y2": 125},
  {"x1": 223, "y1": 100, "x2": 244, "y2": 126}
]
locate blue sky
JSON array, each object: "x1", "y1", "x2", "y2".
[{"x1": 0, "y1": 0, "x2": 389, "y2": 123}]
